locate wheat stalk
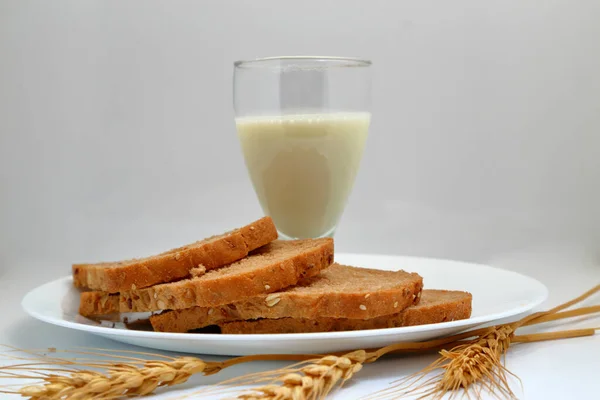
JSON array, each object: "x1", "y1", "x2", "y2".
[
  {"x1": 368, "y1": 325, "x2": 518, "y2": 400},
  {"x1": 364, "y1": 284, "x2": 599, "y2": 400}
]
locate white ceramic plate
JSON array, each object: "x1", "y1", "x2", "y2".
[{"x1": 22, "y1": 253, "x2": 548, "y2": 356}]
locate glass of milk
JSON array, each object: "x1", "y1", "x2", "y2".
[{"x1": 234, "y1": 56, "x2": 371, "y2": 239}]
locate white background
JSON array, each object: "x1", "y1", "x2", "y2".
[
  {"x1": 2, "y1": 0, "x2": 600, "y2": 267},
  {"x1": 0, "y1": 1, "x2": 599, "y2": 399}
]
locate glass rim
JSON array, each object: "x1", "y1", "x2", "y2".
[{"x1": 234, "y1": 56, "x2": 372, "y2": 69}]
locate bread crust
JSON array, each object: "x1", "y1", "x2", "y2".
[
  {"x1": 150, "y1": 264, "x2": 424, "y2": 332},
  {"x1": 72, "y1": 217, "x2": 277, "y2": 293},
  {"x1": 219, "y1": 290, "x2": 472, "y2": 334}
]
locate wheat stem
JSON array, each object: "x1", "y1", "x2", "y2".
[
  {"x1": 513, "y1": 327, "x2": 598, "y2": 343},
  {"x1": 517, "y1": 284, "x2": 599, "y2": 328},
  {"x1": 522, "y1": 305, "x2": 600, "y2": 326},
  {"x1": 219, "y1": 353, "x2": 323, "y2": 373}
]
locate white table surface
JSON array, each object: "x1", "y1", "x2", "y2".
[{"x1": 1, "y1": 254, "x2": 598, "y2": 400}]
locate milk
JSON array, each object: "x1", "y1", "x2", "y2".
[{"x1": 236, "y1": 112, "x2": 370, "y2": 239}]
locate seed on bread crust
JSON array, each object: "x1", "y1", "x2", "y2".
[
  {"x1": 266, "y1": 298, "x2": 281, "y2": 307},
  {"x1": 265, "y1": 293, "x2": 281, "y2": 307},
  {"x1": 359, "y1": 304, "x2": 367, "y2": 311}
]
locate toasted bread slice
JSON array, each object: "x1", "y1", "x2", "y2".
[
  {"x1": 149, "y1": 263, "x2": 423, "y2": 333},
  {"x1": 79, "y1": 238, "x2": 334, "y2": 316},
  {"x1": 219, "y1": 290, "x2": 472, "y2": 334},
  {"x1": 72, "y1": 217, "x2": 278, "y2": 293}
]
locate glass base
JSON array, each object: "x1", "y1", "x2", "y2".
[{"x1": 277, "y1": 226, "x2": 336, "y2": 240}]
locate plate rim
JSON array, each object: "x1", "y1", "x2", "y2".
[{"x1": 22, "y1": 252, "x2": 549, "y2": 342}]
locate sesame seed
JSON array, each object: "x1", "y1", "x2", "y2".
[{"x1": 359, "y1": 305, "x2": 367, "y2": 311}]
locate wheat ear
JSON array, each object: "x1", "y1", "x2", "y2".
[
  {"x1": 366, "y1": 284, "x2": 599, "y2": 400},
  {"x1": 1, "y1": 356, "x2": 211, "y2": 399},
  {"x1": 236, "y1": 350, "x2": 368, "y2": 400}
]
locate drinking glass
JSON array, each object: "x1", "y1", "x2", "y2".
[{"x1": 233, "y1": 56, "x2": 372, "y2": 239}]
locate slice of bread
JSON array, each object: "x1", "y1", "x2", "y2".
[
  {"x1": 219, "y1": 290, "x2": 472, "y2": 334},
  {"x1": 79, "y1": 292, "x2": 120, "y2": 316},
  {"x1": 149, "y1": 264, "x2": 424, "y2": 333},
  {"x1": 79, "y1": 238, "x2": 334, "y2": 315},
  {"x1": 72, "y1": 217, "x2": 278, "y2": 293}
]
